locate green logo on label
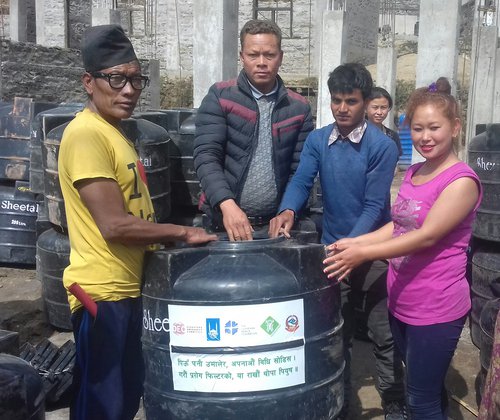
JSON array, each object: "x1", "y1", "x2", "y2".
[{"x1": 261, "y1": 316, "x2": 280, "y2": 336}]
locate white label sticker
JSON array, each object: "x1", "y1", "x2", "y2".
[
  {"x1": 171, "y1": 347, "x2": 305, "y2": 392},
  {"x1": 168, "y1": 299, "x2": 304, "y2": 347}
]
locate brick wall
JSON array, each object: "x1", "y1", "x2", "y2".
[{"x1": 0, "y1": 40, "x2": 156, "y2": 110}]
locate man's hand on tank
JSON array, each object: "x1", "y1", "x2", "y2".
[
  {"x1": 183, "y1": 227, "x2": 218, "y2": 245},
  {"x1": 219, "y1": 199, "x2": 254, "y2": 241},
  {"x1": 268, "y1": 209, "x2": 295, "y2": 238}
]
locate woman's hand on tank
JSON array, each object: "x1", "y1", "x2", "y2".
[
  {"x1": 323, "y1": 245, "x2": 367, "y2": 281},
  {"x1": 268, "y1": 209, "x2": 295, "y2": 238}
]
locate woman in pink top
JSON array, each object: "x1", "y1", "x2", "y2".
[{"x1": 323, "y1": 78, "x2": 482, "y2": 420}]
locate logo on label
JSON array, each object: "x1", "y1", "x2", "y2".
[
  {"x1": 206, "y1": 318, "x2": 220, "y2": 341},
  {"x1": 261, "y1": 316, "x2": 280, "y2": 336},
  {"x1": 172, "y1": 322, "x2": 186, "y2": 335},
  {"x1": 225, "y1": 320, "x2": 238, "y2": 335},
  {"x1": 285, "y1": 315, "x2": 299, "y2": 332}
]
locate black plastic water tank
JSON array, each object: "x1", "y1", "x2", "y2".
[
  {"x1": 142, "y1": 236, "x2": 344, "y2": 419},
  {"x1": 468, "y1": 124, "x2": 500, "y2": 241},
  {"x1": 163, "y1": 108, "x2": 195, "y2": 133},
  {"x1": 470, "y1": 286, "x2": 491, "y2": 349},
  {"x1": 133, "y1": 110, "x2": 170, "y2": 132},
  {"x1": 479, "y1": 298, "x2": 500, "y2": 372},
  {"x1": 472, "y1": 244, "x2": 500, "y2": 295},
  {"x1": 37, "y1": 227, "x2": 72, "y2": 331},
  {"x1": 30, "y1": 105, "x2": 83, "y2": 194},
  {"x1": 42, "y1": 122, "x2": 69, "y2": 229},
  {"x1": 471, "y1": 244, "x2": 500, "y2": 299},
  {"x1": 470, "y1": 243, "x2": 500, "y2": 348},
  {"x1": 43, "y1": 117, "x2": 171, "y2": 228},
  {"x1": 163, "y1": 108, "x2": 201, "y2": 215},
  {"x1": 35, "y1": 197, "x2": 52, "y2": 239},
  {"x1": 0, "y1": 100, "x2": 56, "y2": 183},
  {"x1": 121, "y1": 118, "x2": 172, "y2": 222},
  {"x1": 0, "y1": 353, "x2": 45, "y2": 420},
  {"x1": 0, "y1": 180, "x2": 39, "y2": 265},
  {"x1": 0, "y1": 136, "x2": 31, "y2": 181}
]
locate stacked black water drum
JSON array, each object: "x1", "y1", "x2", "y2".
[
  {"x1": 0, "y1": 98, "x2": 58, "y2": 266},
  {"x1": 38, "y1": 110, "x2": 172, "y2": 331},
  {"x1": 35, "y1": 104, "x2": 84, "y2": 331},
  {"x1": 467, "y1": 123, "x2": 500, "y2": 400},
  {"x1": 134, "y1": 108, "x2": 202, "y2": 225},
  {"x1": 142, "y1": 236, "x2": 344, "y2": 419}
]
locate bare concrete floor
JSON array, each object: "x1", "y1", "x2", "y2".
[{"x1": 0, "y1": 264, "x2": 483, "y2": 420}]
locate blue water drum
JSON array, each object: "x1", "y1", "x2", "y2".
[
  {"x1": 0, "y1": 180, "x2": 39, "y2": 265},
  {"x1": 142, "y1": 236, "x2": 344, "y2": 419},
  {"x1": 397, "y1": 114, "x2": 412, "y2": 169},
  {"x1": 468, "y1": 124, "x2": 500, "y2": 242}
]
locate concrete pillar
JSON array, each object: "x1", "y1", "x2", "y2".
[
  {"x1": 92, "y1": 8, "x2": 121, "y2": 26},
  {"x1": 467, "y1": 26, "x2": 498, "y2": 137},
  {"x1": 414, "y1": 0, "x2": 460, "y2": 162},
  {"x1": 345, "y1": 0, "x2": 380, "y2": 65},
  {"x1": 312, "y1": 0, "x2": 329, "y2": 77},
  {"x1": 316, "y1": 10, "x2": 347, "y2": 128},
  {"x1": 192, "y1": 0, "x2": 238, "y2": 107},
  {"x1": 148, "y1": 59, "x2": 161, "y2": 109},
  {"x1": 466, "y1": 1, "x2": 499, "y2": 153},
  {"x1": 376, "y1": 33, "x2": 397, "y2": 130},
  {"x1": 10, "y1": 0, "x2": 28, "y2": 42},
  {"x1": 36, "y1": 0, "x2": 67, "y2": 47},
  {"x1": 162, "y1": 0, "x2": 179, "y2": 77},
  {"x1": 416, "y1": 0, "x2": 460, "y2": 88}
]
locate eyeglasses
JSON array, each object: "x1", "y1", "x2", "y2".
[{"x1": 91, "y1": 72, "x2": 150, "y2": 90}]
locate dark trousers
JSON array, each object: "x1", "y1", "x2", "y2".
[
  {"x1": 70, "y1": 298, "x2": 144, "y2": 420},
  {"x1": 341, "y1": 260, "x2": 405, "y2": 407},
  {"x1": 389, "y1": 313, "x2": 466, "y2": 420}
]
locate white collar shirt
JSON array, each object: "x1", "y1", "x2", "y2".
[{"x1": 328, "y1": 121, "x2": 367, "y2": 146}]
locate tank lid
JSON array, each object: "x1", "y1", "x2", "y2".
[{"x1": 208, "y1": 233, "x2": 287, "y2": 251}]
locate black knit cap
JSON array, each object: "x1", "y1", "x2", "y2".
[{"x1": 81, "y1": 24, "x2": 138, "y2": 72}]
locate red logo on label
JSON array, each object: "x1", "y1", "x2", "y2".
[
  {"x1": 173, "y1": 322, "x2": 186, "y2": 335},
  {"x1": 136, "y1": 160, "x2": 148, "y2": 186}
]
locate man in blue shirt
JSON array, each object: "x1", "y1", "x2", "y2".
[{"x1": 269, "y1": 63, "x2": 407, "y2": 420}]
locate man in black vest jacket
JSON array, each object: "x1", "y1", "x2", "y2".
[{"x1": 194, "y1": 19, "x2": 313, "y2": 241}]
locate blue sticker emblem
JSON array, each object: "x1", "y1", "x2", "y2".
[
  {"x1": 225, "y1": 320, "x2": 238, "y2": 335},
  {"x1": 206, "y1": 318, "x2": 220, "y2": 341}
]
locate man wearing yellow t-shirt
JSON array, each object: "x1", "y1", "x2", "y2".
[{"x1": 58, "y1": 25, "x2": 216, "y2": 420}]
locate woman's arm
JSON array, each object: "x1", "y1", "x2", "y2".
[
  {"x1": 326, "y1": 222, "x2": 394, "y2": 251},
  {"x1": 324, "y1": 176, "x2": 480, "y2": 280}
]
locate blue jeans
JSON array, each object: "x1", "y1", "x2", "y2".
[
  {"x1": 71, "y1": 298, "x2": 144, "y2": 420},
  {"x1": 389, "y1": 313, "x2": 466, "y2": 420}
]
